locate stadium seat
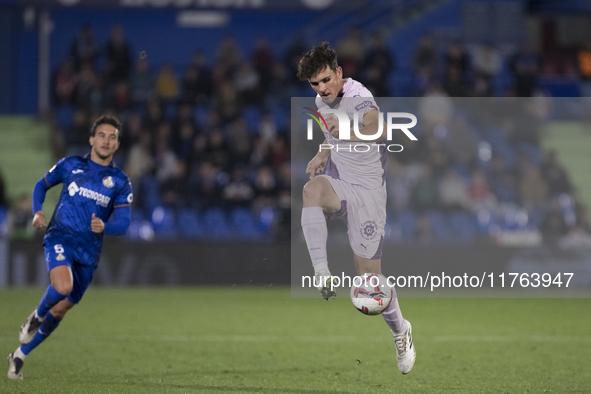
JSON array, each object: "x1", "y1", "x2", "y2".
[
  {"x1": 270, "y1": 106, "x2": 288, "y2": 132},
  {"x1": 230, "y1": 207, "x2": 263, "y2": 239},
  {"x1": 396, "y1": 210, "x2": 417, "y2": 240},
  {"x1": 450, "y1": 211, "x2": 477, "y2": 242},
  {"x1": 178, "y1": 209, "x2": 204, "y2": 239},
  {"x1": 204, "y1": 208, "x2": 232, "y2": 239},
  {"x1": 151, "y1": 206, "x2": 178, "y2": 238},
  {"x1": 427, "y1": 210, "x2": 452, "y2": 242}
]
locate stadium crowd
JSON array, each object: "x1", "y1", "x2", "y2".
[{"x1": 1, "y1": 23, "x2": 590, "y2": 245}]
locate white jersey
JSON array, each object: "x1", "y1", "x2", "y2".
[{"x1": 315, "y1": 78, "x2": 386, "y2": 189}]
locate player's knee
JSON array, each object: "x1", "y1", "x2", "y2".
[
  {"x1": 303, "y1": 178, "x2": 325, "y2": 204},
  {"x1": 53, "y1": 281, "x2": 73, "y2": 296},
  {"x1": 51, "y1": 303, "x2": 74, "y2": 319}
]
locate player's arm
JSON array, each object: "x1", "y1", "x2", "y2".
[
  {"x1": 347, "y1": 109, "x2": 387, "y2": 143},
  {"x1": 32, "y1": 178, "x2": 50, "y2": 228},
  {"x1": 91, "y1": 206, "x2": 131, "y2": 234},
  {"x1": 306, "y1": 138, "x2": 331, "y2": 179}
]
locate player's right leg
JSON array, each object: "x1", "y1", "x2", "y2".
[
  {"x1": 302, "y1": 175, "x2": 342, "y2": 299},
  {"x1": 19, "y1": 265, "x2": 73, "y2": 344}
]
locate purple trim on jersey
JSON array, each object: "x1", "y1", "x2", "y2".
[
  {"x1": 371, "y1": 235, "x2": 384, "y2": 260},
  {"x1": 380, "y1": 146, "x2": 388, "y2": 186},
  {"x1": 326, "y1": 200, "x2": 347, "y2": 221},
  {"x1": 325, "y1": 156, "x2": 340, "y2": 180}
]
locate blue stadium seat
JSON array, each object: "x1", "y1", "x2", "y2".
[
  {"x1": 396, "y1": 210, "x2": 417, "y2": 240},
  {"x1": 427, "y1": 210, "x2": 452, "y2": 242},
  {"x1": 140, "y1": 175, "x2": 162, "y2": 213},
  {"x1": 178, "y1": 209, "x2": 204, "y2": 239},
  {"x1": 270, "y1": 106, "x2": 288, "y2": 132},
  {"x1": 151, "y1": 206, "x2": 177, "y2": 238},
  {"x1": 450, "y1": 211, "x2": 477, "y2": 242},
  {"x1": 231, "y1": 207, "x2": 263, "y2": 239},
  {"x1": 204, "y1": 208, "x2": 232, "y2": 239}
]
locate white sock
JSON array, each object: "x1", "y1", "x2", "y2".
[
  {"x1": 382, "y1": 289, "x2": 404, "y2": 333},
  {"x1": 301, "y1": 207, "x2": 329, "y2": 274},
  {"x1": 14, "y1": 347, "x2": 26, "y2": 361}
]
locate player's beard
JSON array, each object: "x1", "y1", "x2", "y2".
[{"x1": 94, "y1": 147, "x2": 113, "y2": 161}]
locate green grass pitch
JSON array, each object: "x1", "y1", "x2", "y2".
[{"x1": 1, "y1": 287, "x2": 590, "y2": 393}]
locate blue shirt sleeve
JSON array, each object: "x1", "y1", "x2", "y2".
[
  {"x1": 104, "y1": 206, "x2": 131, "y2": 235},
  {"x1": 32, "y1": 158, "x2": 68, "y2": 214}
]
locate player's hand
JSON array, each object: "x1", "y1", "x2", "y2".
[
  {"x1": 91, "y1": 213, "x2": 105, "y2": 233},
  {"x1": 306, "y1": 155, "x2": 328, "y2": 179},
  {"x1": 32, "y1": 211, "x2": 46, "y2": 229},
  {"x1": 326, "y1": 115, "x2": 339, "y2": 138}
]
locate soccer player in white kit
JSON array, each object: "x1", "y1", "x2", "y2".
[{"x1": 297, "y1": 42, "x2": 416, "y2": 374}]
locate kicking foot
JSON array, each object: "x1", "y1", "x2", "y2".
[
  {"x1": 19, "y1": 310, "x2": 43, "y2": 345},
  {"x1": 393, "y1": 319, "x2": 416, "y2": 374},
  {"x1": 7, "y1": 353, "x2": 24, "y2": 380},
  {"x1": 315, "y1": 271, "x2": 336, "y2": 300}
]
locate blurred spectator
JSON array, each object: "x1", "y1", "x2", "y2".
[
  {"x1": 336, "y1": 25, "x2": 364, "y2": 79},
  {"x1": 216, "y1": 35, "x2": 242, "y2": 74},
  {"x1": 66, "y1": 110, "x2": 90, "y2": 157},
  {"x1": 468, "y1": 169, "x2": 496, "y2": 211},
  {"x1": 142, "y1": 98, "x2": 166, "y2": 133},
  {"x1": 0, "y1": 170, "x2": 7, "y2": 208},
  {"x1": 69, "y1": 24, "x2": 98, "y2": 71},
  {"x1": 519, "y1": 167, "x2": 548, "y2": 211},
  {"x1": 284, "y1": 36, "x2": 307, "y2": 84},
  {"x1": 207, "y1": 128, "x2": 231, "y2": 170},
  {"x1": 415, "y1": 213, "x2": 433, "y2": 242},
  {"x1": 541, "y1": 197, "x2": 569, "y2": 241},
  {"x1": 154, "y1": 134, "x2": 177, "y2": 184},
  {"x1": 253, "y1": 38, "x2": 275, "y2": 89},
  {"x1": 105, "y1": 25, "x2": 133, "y2": 85},
  {"x1": 417, "y1": 81, "x2": 453, "y2": 128},
  {"x1": 11, "y1": 194, "x2": 34, "y2": 240},
  {"x1": 411, "y1": 163, "x2": 439, "y2": 212},
  {"x1": 160, "y1": 159, "x2": 188, "y2": 209},
  {"x1": 443, "y1": 66, "x2": 469, "y2": 97},
  {"x1": 52, "y1": 60, "x2": 78, "y2": 106},
  {"x1": 125, "y1": 132, "x2": 154, "y2": 182},
  {"x1": 107, "y1": 81, "x2": 133, "y2": 115},
  {"x1": 439, "y1": 169, "x2": 469, "y2": 212},
  {"x1": 577, "y1": 40, "x2": 591, "y2": 97},
  {"x1": 364, "y1": 34, "x2": 394, "y2": 95},
  {"x1": 253, "y1": 166, "x2": 278, "y2": 210},
  {"x1": 130, "y1": 59, "x2": 156, "y2": 104},
  {"x1": 387, "y1": 161, "x2": 412, "y2": 212},
  {"x1": 472, "y1": 43, "x2": 501, "y2": 96},
  {"x1": 444, "y1": 40, "x2": 470, "y2": 77},
  {"x1": 509, "y1": 40, "x2": 539, "y2": 97},
  {"x1": 541, "y1": 151, "x2": 572, "y2": 195},
  {"x1": 185, "y1": 51, "x2": 213, "y2": 105},
  {"x1": 214, "y1": 81, "x2": 242, "y2": 124},
  {"x1": 155, "y1": 64, "x2": 179, "y2": 102},
  {"x1": 413, "y1": 33, "x2": 437, "y2": 74},
  {"x1": 558, "y1": 226, "x2": 591, "y2": 249},
  {"x1": 234, "y1": 62, "x2": 261, "y2": 104},
  {"x1": 223, "y1": 165, "x2": 255, "y2": 207},
  {"x1": 196, "y1": 161, "x2": 223, "y2": 208}
]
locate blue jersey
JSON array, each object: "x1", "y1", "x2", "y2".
[{"x1": 42, "y1": 155, "x2": 133, "y2": 260}]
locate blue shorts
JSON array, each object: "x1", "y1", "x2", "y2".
[{"x1": 44, "y1": 235, "x2": 98, "y2": 304}]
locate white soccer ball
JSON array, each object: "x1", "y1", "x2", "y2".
[{"x1": 350, "y1": 273, "x2": 393, "y2": 315}]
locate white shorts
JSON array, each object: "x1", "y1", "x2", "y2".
[{"x1": 320, "y1": 174, "x2": 386, "y2": 260}]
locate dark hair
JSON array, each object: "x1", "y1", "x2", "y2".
[
  {"x1": 297, "y1": 42, "x2": 338, "y2": 81},
  {"x1": 90, "y1": 114, "x2": 122, "y2": 140}
]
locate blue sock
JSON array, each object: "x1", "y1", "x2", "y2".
[
  {"x1": 21, "y1": 313, "x2": 62, "y2": 355},
  {"x1": 36, "y1": 285, "x2": 68, "y2": 318}
]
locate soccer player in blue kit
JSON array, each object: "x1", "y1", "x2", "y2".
[{"x1": 7, "y1": 115, "x2": 133, "y2": 380}]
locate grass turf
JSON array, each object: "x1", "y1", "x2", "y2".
[{"x1": 1, "y1": 287, "x2": 590, "y2": 393}]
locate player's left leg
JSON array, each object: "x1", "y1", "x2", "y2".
[
  {"x1": 354, "y1": 253, "x2": 415, "y2": 374},
  {"x1": 7, "y1": 299, "x2": 74, "y2": 380}
]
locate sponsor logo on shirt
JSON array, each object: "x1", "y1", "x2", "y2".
[{"x1": 67, "y1": 181, "x2": 111, "y2": 207}]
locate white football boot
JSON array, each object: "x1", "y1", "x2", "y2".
[
  {"x1": 19, "y1": 309, "x2": 43, "y2": 344},
  {"x1": 393, "y1": 319, "x2": 416, "y2": 374},
  {"x1": 7, "y1": 353, "x2": 24, "y2": 380}
]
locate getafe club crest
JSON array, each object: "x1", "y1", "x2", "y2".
[
  {"x1": 102, "y1": 176, "x2": 115, "y2": 188},
  {"x1": 360, "y1": 220, "x2": 378, "y2": 241}
]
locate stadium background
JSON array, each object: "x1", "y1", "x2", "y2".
[{"x1": 0, "y1": 0, "x2": 591, "y2": 392}]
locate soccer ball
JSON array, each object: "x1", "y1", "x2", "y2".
[{"x1": 350, "y1": 273, "x2": 392, "y2": 315}]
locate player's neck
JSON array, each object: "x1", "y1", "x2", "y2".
[{"x1": 89, "y1": 151, "x2": 112, "y2": 167}]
